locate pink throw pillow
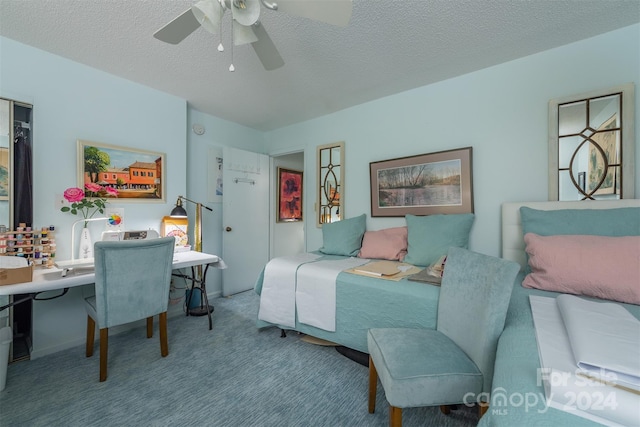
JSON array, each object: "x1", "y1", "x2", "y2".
[
  {"x1": 522, "y1": 233, "x2": 640, "y2": 305},
  {"x1": 358, "y1": 227, "x2": 408, "y2": 261}
]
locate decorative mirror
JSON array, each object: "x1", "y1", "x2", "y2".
[
  {"x1": 548, "y1": 83, "x2": 635, "y2": 200},
  {"x1": 317, "y1": 142, "x2": 344, "y2": 226}
]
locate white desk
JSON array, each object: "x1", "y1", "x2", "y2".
[
  {"x1": 0, "y1": 251, "x2": 220, "y2": 296},
  {"x1": 0, "y1": 251, "x2": 221, "y2": 359}
]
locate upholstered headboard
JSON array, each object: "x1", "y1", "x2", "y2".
[{"x1": 501, "y1": 199, "x2": 640, "y2": 270}]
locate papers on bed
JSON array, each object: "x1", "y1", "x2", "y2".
[
  {"x1": 556, "y1": 295, "x2": 640, "y2": 392},
  {"x1": 530, "y1": 294, "x2": 640, "y2": 427}
]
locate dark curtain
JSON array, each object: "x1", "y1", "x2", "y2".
[{"x1": 13, "y1": 105, "x2": 33, "y2": 229}]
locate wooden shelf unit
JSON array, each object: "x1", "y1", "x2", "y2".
[{"x1": 0, "y1": 226, "x2": 56, "y2": 266}]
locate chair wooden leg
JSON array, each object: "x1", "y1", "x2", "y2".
[
  {"x1": 146, "y1": 316, "x2": 153, "y2": 338},
  {"x1": 479, "y1": 401, "x2": 489, "y2": 418},
  {"x1": 99, "y1": 328, "x2": 108, "y2": 382},
  {"x1": 439, "y1": 405, "x2": 451, "y2": 415},
  {"x1": 159, "y1": 312, "x2": 168, "y2": 357},
  {"x1": 368, "y1": 356, "x2": 377, "y2": 413},
  {"x1": 86, "y1": 316, "x2": 95, "y2": 357},
  {"x1": 389, "y1": 405, "x2": 402, "y2": 427}
]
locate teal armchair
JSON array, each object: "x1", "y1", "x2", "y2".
[
  {"x1": 85, "y1": 237, "x2": 175, "y2": 381},
  {"x1": 367, "y1": 247, "x2": 520, "y2": 426}
]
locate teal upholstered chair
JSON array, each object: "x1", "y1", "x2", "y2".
[
  {"x1": 85, "y1": 237, "x2": 175, "y2": 381},
  {"x1": 368, "y1": 247, "x2": 520, "y2": 426}
]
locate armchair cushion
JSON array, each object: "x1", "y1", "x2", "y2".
[{"x1": 368, "y1": 328, "x2": 483, "y2": 408}]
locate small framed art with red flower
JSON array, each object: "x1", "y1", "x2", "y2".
[
  {"x1": 277, "y1": 168, "x2": 303, "y2": 222},
  {"x1": 77, "y1": 139, "x2": 165, "y2": 202}
]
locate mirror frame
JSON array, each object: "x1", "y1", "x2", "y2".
[
  {"x1": 548, "y1": 83, "x2": 635, "y2": 200},
  {"x1": 0, "y1": 97, "x2": 33, "y2": 229},
  {"x1": 316, "y1": 141, "x2": 345, "y2": 227}
]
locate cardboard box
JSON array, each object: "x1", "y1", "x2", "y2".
[{"x1": 0, "y1": 264, "x2": 34, "y2": 286}]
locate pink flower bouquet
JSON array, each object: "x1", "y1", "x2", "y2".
[{"x1": 61, "y1": 184, "x2": 118, "y2": 224}]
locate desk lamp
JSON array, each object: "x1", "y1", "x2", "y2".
[{"x1": 170, "y1": 195, "x2": 213, "y2": 316}]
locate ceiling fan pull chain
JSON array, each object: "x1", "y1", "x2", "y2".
[
  {"x1": 229, "y1": 18, "x2": 235, "y2": 72},
  {"x1": 217, "y1": 10, "x2": 225, "y2": 52}
]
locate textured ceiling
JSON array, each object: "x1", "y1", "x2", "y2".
[{"x1": 0, "y1": 0, "x2": 638, "y2": 131}]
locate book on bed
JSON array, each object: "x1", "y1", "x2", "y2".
[{"x1": 353, "y1": 260, "x2": 403, "y2": 277}]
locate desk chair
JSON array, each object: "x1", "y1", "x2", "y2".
[
  {"x1": 367, "y1": 247, "x2": 520, "y2": 426},
  {"x1": 85, "y1": 237, "x2": 175, "y2": 382}
]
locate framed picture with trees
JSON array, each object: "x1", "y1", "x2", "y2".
[
  {"x1": 77, "y1": 140, "x2": 165, "y2": 202},
  {"x1": 369, "y1": 147, "x2": 473, "y2": 217}
]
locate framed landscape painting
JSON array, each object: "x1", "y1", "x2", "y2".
[
  {"x1": 277, "y1": 167, "x2": 303, "y2": 222},
  {"x1": 77, "y1": 140, "x2": 165, "y2": 202},
  {"x1": 370, "y1": 147, "x2": 473, "y2": 217}
]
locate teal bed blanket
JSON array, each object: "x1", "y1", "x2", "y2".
[
  {"x1": 254, "y1": 254, "x2": 440, "y2": 353},
  {"x1": 478, "y1": 275, "x2": 640, "y2": 427}
]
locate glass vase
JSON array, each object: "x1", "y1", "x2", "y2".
[{"x1": 79, "y1": 226, "x2": 93, "y2": 259}]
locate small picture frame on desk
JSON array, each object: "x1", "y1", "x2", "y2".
[{"x1": 161, "y1": 216, "x2": 188, "y2": 246}]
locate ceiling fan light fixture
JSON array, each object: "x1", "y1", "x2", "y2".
[
  {"x1": 233, "y1": 20, "x2": 259, "y2": 45},
  {"x1": 231, "y1": 0, "x2": 260, "y2": 26},
  {"x1": 155, "y1": 0, "x2": 353, "y2": 72},
  {"x1": 192, "y1": 0, "x2": 225, "y2": 34}
]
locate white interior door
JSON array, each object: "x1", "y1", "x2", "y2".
[{"x1": 222, "y1": 147, "x2": 270, "y2": 296}]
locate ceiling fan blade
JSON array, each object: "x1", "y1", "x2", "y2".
[
  {"x1": 250, "y1": 22, "x2": 284, "y2": 70},
  {"x1": 153, "y1": 8, "x2": 201, "y2": 44},
  {"x1": 274, "y1": 0, "x2": 352, "y2": 27}
]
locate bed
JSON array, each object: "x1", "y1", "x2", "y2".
[
  {"x1": 478, "y1": 200, "x2": 640, "y2": 427},
  {"x1": 254, "y1": 212, "x2": 475, "y2": 353},
  {"x1": 254, "y1": 256, "x2": 440, "y2": 353}
]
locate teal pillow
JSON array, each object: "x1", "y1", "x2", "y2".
[
  {"x1": 520, "y1": 207, "x2": 640, "y2": 237},
  {"x1": 319, "y1": 214, "x2": 367, "y2": 256},
  {"x1": 403, "y1": 213, "x2": 475, "y2": 267}
]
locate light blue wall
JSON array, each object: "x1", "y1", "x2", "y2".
[
  {"x1": 264, "y1": 24, "x2": 640, "y2": 257},
  {"x1": 185, "y1": 109, "x2": 263, "y2": 294},
  {"x1": 0, "y1": 36, "x2": 263, "y2": 357},
  {"x1": 0, "y1": 36, "x2": 187, "y2": 260}
]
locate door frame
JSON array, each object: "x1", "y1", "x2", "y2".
[{"x1": 269, "y1": 146, "x2": 307, "y2": 257}]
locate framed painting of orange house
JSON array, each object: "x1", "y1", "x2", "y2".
[{"x1": 77, "y1": 139, "x2": 165, "y2": 202}]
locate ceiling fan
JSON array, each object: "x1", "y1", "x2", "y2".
[{"x1": 154, "y1": 0, "x2": 352, "y2": 71}]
